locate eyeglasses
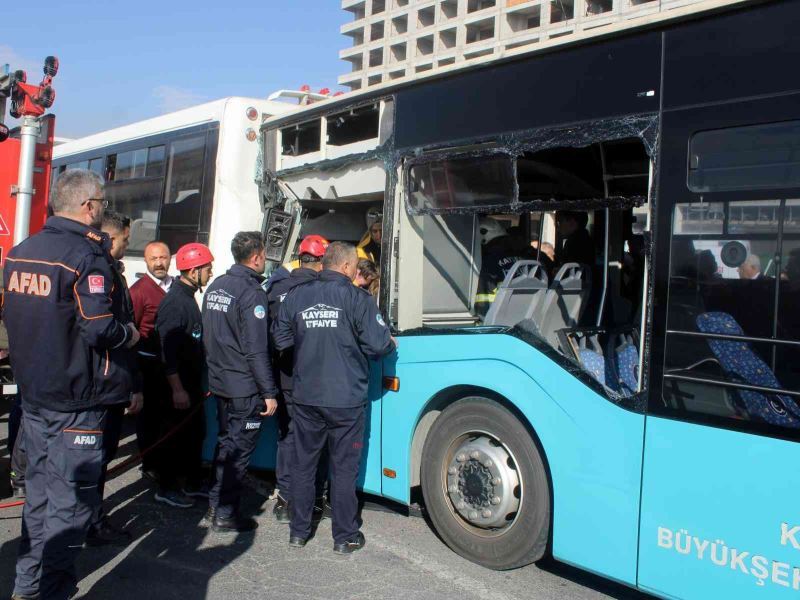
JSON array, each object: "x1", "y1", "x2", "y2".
[{"x1": 82, "y1": 197, "x2": 108, "y2": 208}]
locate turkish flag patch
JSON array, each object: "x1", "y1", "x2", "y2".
[{"x1": 88, "y1": 275, "x2": 105, "y2": 294}]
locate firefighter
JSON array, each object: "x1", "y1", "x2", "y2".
[
  {"x1": 153, "y1": 242, "x2": 214, "y2": 509},
  {"x1": 4, "y1": 169, "x2": 140, "y2": 600},
  {"x1": 475, "y1": 217, "x2": 530, "y2": 317},
  {"x1": 265, "y1": 234, "x2": 329, "y2": 524},
  {"x1": 202, "y1": 232, "x2": 278, "y2": 532},
  {"x1": 357, "y1": 219, "x2": 382, "y2": 263},
  {"x1": 272, "y1": 241, "x2": 396, "y2": 554}
]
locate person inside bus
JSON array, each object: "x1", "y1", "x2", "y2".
[
  {"x1": 475, "y1": 218, "x2": 531, "y2": 318},
  {"x1": 555, "y1": 210, "x2": 595, "y2": 268},
  {"x1": 697, "y1": 250, "x2": 721, "y2": 282},
  {"x1": 737, "y1": 254, "x2": 763, "y2": 279},
  {"x1": 357, "y1": 220, "x2": 382, "y2": 263},
  {"x1": 355, "y1": 259, "x2": 380, "y2": 297}
]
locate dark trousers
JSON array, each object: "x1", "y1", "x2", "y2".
[
  {"x1": 9, "y1": 396, "x2": 26, "y2": 488},
  {"x1": 90, "y1": 403, "x2": 126, "y2": 528},
  {"x1": 275, "y1": 390, "x2": 328, "y2": 502},
  {"x1": 209, "y1": 395, "x2": 264, "y2": 519},
  {"x1": 290, "y1": 403, "x2": 365, "y2": 544},
  {"x1": 135, "y1": 357, "x2": 168, "y2": 473},
  {"x1": 151, "y1": 385, "x2": 205, "y2": 492},
  {"x1": 15, "y1": 404, "x2": 106, "y2": 600},
  {"x1": 8, "y1": 394, "x2": 22, "y2": 453}
]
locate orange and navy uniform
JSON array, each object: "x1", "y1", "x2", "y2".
[{"x1": 2, "y1": 216, "x2": 134, "y2": 412}]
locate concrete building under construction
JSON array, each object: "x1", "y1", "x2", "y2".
[{"x1": 338, "y1": 0, "x2": 744, "y2": 90}]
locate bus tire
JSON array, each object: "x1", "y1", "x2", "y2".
[{"x1": 420, "y1": 396, "x2": 550, "y2": 570}]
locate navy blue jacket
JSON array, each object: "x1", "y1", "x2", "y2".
[
  {"x1": 202, "y1": 264, "x2": 278, "y2": 399},
  {"x1": 110, "y1": 260, "x2": 142, "y2": 396},
  {"x1": 2, "y1": 216, "x2": 133, "y2": 412},
  {"x1": 266, "y1": 267, "x2": 318, "y2": 392},
  {"x1": 156, "y1": 279, "x2": 205, "y2": 397},
  {"x1": 272, "y1": 269, "x2": 394, "y2": 408}
]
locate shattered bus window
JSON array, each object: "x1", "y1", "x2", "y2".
[
  {"x1": 517, "y1": 145, "x2": 604, "y2": 202},
  {"x1": 281, "y1": 120, "x2": 321, "y2": 157},
  {"x1": 327, "y1": 103, "x2": 380, "y2": 146},
  {"x1": 407, "y1": 153, "x2": 515, "y2": 212}
]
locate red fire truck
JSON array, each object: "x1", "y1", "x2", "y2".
[{"x1": 0, "y1": 57, "x2": 59, "y2": 393}]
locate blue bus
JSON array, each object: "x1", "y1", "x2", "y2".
[{"x1": 230, "y1": 1, "x2": 800, "y2": 597}]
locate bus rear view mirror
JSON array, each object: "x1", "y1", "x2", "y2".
[{"x1": 263, "y1": 208, "x2": 293, "y2": 262}]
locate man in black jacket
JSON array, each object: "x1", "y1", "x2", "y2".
[
  {"x1": 273, "y1": 241, "x2": 396, "y2": 554},
  {"x1": 3, "y1": 169, "x2": 140, "y2": 600},
  {"x1": 265, "y1": 234, "x2": 328, "y2": 523},
  {"x1": 556, "y1": 210, "x2": 595, "y2": 268},
  {"x1": 154, "y1": 242, "x2": 214, "y2": 509},
  {"x1": 203, "y1": 232, "x2": 278, "y2": 532},
  {"x1": 85, "y1": 210, "x2": 142, "y2": 546}
]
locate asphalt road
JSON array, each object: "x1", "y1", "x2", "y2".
[{"x1": 0, "y1": 406, "x2": 652, "y2": 600}]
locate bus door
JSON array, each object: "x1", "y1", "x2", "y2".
[
  {"x1": 639, "y1": 103, "x2": 800, "y2": 599},
  {"x1": 269, "y1": 196, "x2": 386, "y2": 496}
]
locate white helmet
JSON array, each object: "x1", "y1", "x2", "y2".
[{"x1": 479, "y1": 217, "x2": 506, "y2": 245}]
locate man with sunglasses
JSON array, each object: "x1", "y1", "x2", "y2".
[{"x1": 4, "y1": 169, "x2": 140, "y2": 600}]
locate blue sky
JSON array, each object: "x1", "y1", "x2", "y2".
[{"x1": 2, "y1": 0, "x2": 346, "y2": 138}]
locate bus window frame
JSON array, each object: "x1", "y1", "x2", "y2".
[
  {"x1": 51, "y1": 122, "x2": 218, "y2": 257},
  {"x1": 659, "y1": 196, "x2": 800, "y2": 440}
]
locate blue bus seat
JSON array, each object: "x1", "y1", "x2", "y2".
[
  {"x1": 579, "y1": 348, "x2": 608, "y2": 387},
  {"x1": 615, "y1": 343, "x2": 639, "y2": 396},
  {"x1": 604, "y1": 333, "x2": 639, "y2": 397},
  {"x1": 696, "y1": 312, "x2": 800, "y2": 428}
]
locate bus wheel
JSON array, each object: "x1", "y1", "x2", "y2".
[{"x1": 420, "y1": 396, "x2": 550, "y2": 570}]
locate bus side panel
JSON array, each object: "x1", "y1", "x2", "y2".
[
  {"x1": 381, "y1": 334, "x2": 644, "y2": 585},
  {"x1": 638, "y1": 417, "x2": 800, "y2": 599}
]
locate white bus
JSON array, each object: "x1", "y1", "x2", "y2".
[{"x1": 52, "y1": 96, "x2": 297, "y2": 282}]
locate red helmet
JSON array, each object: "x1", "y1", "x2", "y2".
[
  {"x1": 298, "y1": 234, "x2": 329, "y2": 258},
  {"x1": 176, "y1": 243, "x2": 214, "y2": 271}
]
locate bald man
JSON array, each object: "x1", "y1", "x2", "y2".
[{"x1": 130, "y1": 241, "x2": 174, "y2": 482}]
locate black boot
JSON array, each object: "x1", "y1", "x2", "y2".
[
  {"x1": 333, "y1": 531, "x2": 366, "y2": 555},
  {"x1": 86, "y1": 521, "x2": 132, "y2": 547},
  {"x1": 212, "y1": 514, "x2": 258, "y2": 533},
  {"x1": 273, "y1": 496, "x2": 290, "y2": 524}
]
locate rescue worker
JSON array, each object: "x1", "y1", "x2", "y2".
[
  {"x1": 475, "y1": 217, "x2": 530, "y2": 317},
  {"x1": 273, "y1": 241, "x2": 396, "y2": 554},
  {"x1": 154, "y1": 242, "x2": 214, "y2": 508},
  {"x1": 129, "y1": 241, "x2": 173, "y2": 482},
  {"x1": 202, "y1": 232, "x2": 278, "y2": 532},
  {"x1": 357, "y1": 219, "x2": 382, "y2": 263},
  {"x1": 4, "y1": 169, "x2": 140, "y2": 600},
  {"x1": 265, "y1": 234, "x2": 329, "y2": 524},
  {"x1": 85, "y1": 210, "x2": 142, "y2": 546}
]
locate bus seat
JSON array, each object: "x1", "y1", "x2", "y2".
[
  {"x1": 696, "y1": 312, "x2": 800, "y2": 428},
  {"x1": 605, "y1": 333, "x2": 639, "y2": 397},
  {"x1": 484, "y1": 260, "x2": 548, "y2": 326},
  {"x1": 533, "y1": 263, "x2": 591, "y2": 350},
  {"x1": 615, "y1": 343, "x2": 639, "y2": 396},
  {"x1": 579, "y1": 348, "x2": 608, "y2": 387}
]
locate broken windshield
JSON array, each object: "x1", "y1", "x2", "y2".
[{"x1": 403, "y1": 115, "x2": 657, "y2": 216}]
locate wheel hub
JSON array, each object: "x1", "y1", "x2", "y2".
[{"x1": 446, "y1": 436, "x2": 521, "y2": 529}]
